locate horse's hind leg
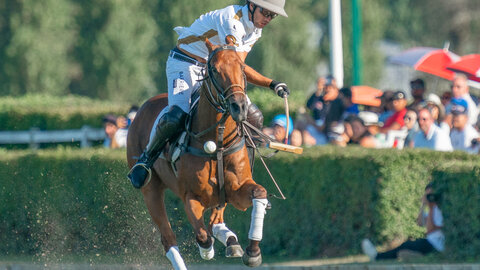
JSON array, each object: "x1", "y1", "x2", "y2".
[
  {"x1": 209, "y1": 207, "x2": 243, "y2": 258},
  {"x1": 229, "y1": 181, "x2": 268, "y2": 267},
  {"x1": 142, "y1": 176, "x2": 187, "y2": 270},
  {"x1": 184, "y1": 194, "x2": 215, "y2": 260}
]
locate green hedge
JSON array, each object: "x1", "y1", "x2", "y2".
[
  {"x1": 0, "y1": 95, "x2": 129, "y2": 131},
  {"x1": 432, "y1": 164, "x2": 480, "y2": 260},
  {"x1": 0, "y1": 91, "x2": 308, "y2": 132},
  {"x1": 1, "y1": 147, "x2": 479, "y2": 264}
]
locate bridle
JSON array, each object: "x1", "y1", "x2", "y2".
[{"x1": 204, "y1": 45, "x2": 247, "y2": 114}]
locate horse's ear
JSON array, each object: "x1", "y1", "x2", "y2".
[{"x1": 205, "y1": 38, "x2": 215, "y2": 53}]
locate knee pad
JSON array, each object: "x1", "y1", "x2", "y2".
[{"x1": 247, "y1": 103, "x2": 264, "y2": 130}]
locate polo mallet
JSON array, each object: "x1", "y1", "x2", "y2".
[{"x1": 267, "y1": 94, "x2": 303, "y2": 154}]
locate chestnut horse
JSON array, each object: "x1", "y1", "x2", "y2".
[{"x1": 126, "y1": 41, "x2": 269, "y2": 269}]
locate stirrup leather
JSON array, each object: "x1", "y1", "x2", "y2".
[{"x1": 128, "y1": 162, "x2": 152, "y2": 187}]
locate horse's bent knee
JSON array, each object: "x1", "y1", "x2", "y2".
[{"x1": 252, "y1": 186, "x2": 267, "y2": 199}]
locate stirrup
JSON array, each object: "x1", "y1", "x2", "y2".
[{"x1": 127, "y1": 162, "x2": 152, "y2": 188}]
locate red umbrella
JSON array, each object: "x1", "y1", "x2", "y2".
[
  {"x1": 446, "y1": 54, "x2": 480, "y2": 82},
  {"x1": 389, "y1": 47, "x2": 460, "y2": 80},
  {"x1": 351, "y1": 86, "x2": 382, "y2": 107}
]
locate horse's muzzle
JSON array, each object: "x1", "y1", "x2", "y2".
[{"x1": 229, "y1": 100, "x2": 248, "y2": 123}]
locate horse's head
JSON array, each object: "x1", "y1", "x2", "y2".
[{"x1": 205, "y1": 39, "x2": 248, "y2": 123}]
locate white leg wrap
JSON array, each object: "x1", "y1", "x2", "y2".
[
  {"x1": 248, "y1": 198, "x2": 268, "y2": 241},
  {"x1": 212, "y1": 223, "x2": 237, "y2": 246},
  {"x1": 197, "y1": 237, "x2": 215, "y2": 260},
  {"x1": 166, "y1": 246, "x2": 187, "y2": 270}
]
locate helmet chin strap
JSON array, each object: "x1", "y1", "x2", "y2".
[{"x1": 247, "y1": 2, "x2": 257, "y2": 23}]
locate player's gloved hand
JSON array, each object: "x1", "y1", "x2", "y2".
[{"x1": 269, "y1": 80, "x2": 290, "y2": 98}]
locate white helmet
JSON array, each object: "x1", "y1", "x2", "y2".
[{"x1": 248, "y1": 0, "x2": 288, "y2": 17}]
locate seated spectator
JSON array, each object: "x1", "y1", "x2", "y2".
[
  {"x1": 407, "y1": 78, "x2": 426, "y2": 111},
  {"x1": 358, "y1": 111, "x2": 382, "y2": 136},
  {"x1": 306, "y1": 75, "x2": 338, "y2": 127},
  {"x1": 424, "y1": 93, "x2": 449, "y2": 134},
  {"x1": 446, "y1": 74, "x2": 479, "y2": 126},
  {"x1": 102, "y1": 114, "x2": 120, "y2": 148},
  {"x1": 339, "y1": 87, "x2": 359, "y2": 119},
  {"x1": 380, "y1": 91, "x2": 408, "y2": 133},
  {"x1": 402, "y1": 109, "x2": 418, "y2": 148},
  {"x1": 440, "y1": 91, "x2": 451, "y2": 107},
  {"x1": 413, "y1": 107, "x2": 452, "y2": 151},
  {"x1": 327, "y1": 122, "x2": 349, "y2": 147},
  {"x1": 114, "y1": 105, "x2": 139, "y2": 148},
  {"x1": 263, "y1": 114, "x2": 302, "y2": 147},
  {"x1": 449, "y1": 99, "x2": 480, "y2": 154},
  {"x1": 344, "y1": 115, "x2": 377, "y2": 148},
  {"x1": 378, "y1": 90, "x2": 395, "y2": 124},
  {"x1": 362, "y1": 182, "x2": 444, "y2": 261},
  {"x1": 304, "y1": 78, "x2": 344, "y2": 146},
  {"x1": 127, "y1": 105, "x2": 139, "y2": 127}
]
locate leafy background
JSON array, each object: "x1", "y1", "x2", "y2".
[{"x1": 0, "y1": 0, "x2": 479, "y2": 103}]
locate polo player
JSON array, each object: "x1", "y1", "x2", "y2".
[{"x1": 128, "y1": 0, "x2": 290, "y2": 189}]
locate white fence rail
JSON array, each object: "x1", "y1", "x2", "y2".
[{"x1": 0, "y1": 126, "x2": 105, "y2": 148}]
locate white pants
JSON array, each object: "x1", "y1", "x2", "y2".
[
  {"x1": 148, "y1": 55, "x2": 206, "y2": 143},
  {"x1": 163, "y1": 55, "x2": 206, "y2": 116}
]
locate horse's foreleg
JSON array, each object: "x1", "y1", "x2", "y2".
[
  {"x1": 230, "y1": 181, "x2": 268, "y2": 267},
  {"x1": 142, "y1": 181, "x2": 187, "y2": 270},
  {"x1": 184, "y1": 195, "x2": 214, "y2": 260},
  {"x1": 209, "y1": 208, "x2": 243, "y2": 258}
]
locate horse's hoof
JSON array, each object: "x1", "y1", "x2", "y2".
[
  {"x1": 242, "y1": 251, "x2": 262, "y2": 267},
  {"x1": 226, "y1": 244, "x2": 243, "y2": 258},
  {"x1": 127, "y1": 163, "x2": 151, "y2": 189}
]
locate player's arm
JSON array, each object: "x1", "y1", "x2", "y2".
[{"x1": 226, "y1": 35, "x2": 289, "y2": 97}]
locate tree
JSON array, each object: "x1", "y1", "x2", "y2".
[{"x1": 1, "y1": 0, "x2": 75, "y2": 96}]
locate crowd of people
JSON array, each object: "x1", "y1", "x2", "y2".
[
  {"x1": 268, "y1": 73, "x2": 480, "y2": 154},
  {"x1": 106, "y1": 73, "x2": 480, "y2": 156}
]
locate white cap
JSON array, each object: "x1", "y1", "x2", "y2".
[
  {"x1": 425, "y1": 93, "x2": 442, "y2": 107},
  {"x1": 358, "y1": 111, "x2": 382, "y2": 127}
]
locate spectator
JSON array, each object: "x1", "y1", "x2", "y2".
[
  {"x1": 114, "y1": 105, "x2": 139, "y2": 148},
  {"x1": 449, "y1": 99, "x2": 480, "y2": 154},
  {"x1": 304, "y1": 76, "x2": 343, "y2": 145},
  {"x1": 424, "y1": 93, "x2": 449, "y2": 134},
  {"x1": 344, "y1": 115, "x2": 377, "y2": 148},
  {"x1": 127, "y1": 105, "x2": 139, "y2": 127},
  {"x1": 407, "y1": 78, "x2": 426, "y2": 111},
  {"x1": 413, "y1": 107, "x2": 452, "y2": 151},
  {"x1": 380, "y1": 91, "x2": 408, "y2": 133},
  {"x1": 362, "y1": 182, "x2": 444, "y2": 261},
  {"x1": 378, "y1": 90, "x2": 395, "y2": 124},
  {"x1": 328, "y1": 122, "x2": 349, "y2": 147},
  {"x1": 446, "y1": 74, "x2": 479, "y2": 126},
  {"x1": 339, "y1": 87, "x2": 359, "y2": 119},
  {"x1": 102, "y1": 114, "x2": 120, "y2": 148},
  {"x1": 263, "y1": 114, "x2": 302, "y2": 147},
  {"x1": 358, "y1": 111, "x2": 382, "y2": 138},
  {"x1": 306, "y1": 75, "x2": 337, "y2": 126},
  {"x1": 440, "y1": 91, "x2": 451, "y2": 107},
  {"x1": 402, "y1": 109, "x2": 418, "y2": 148}
]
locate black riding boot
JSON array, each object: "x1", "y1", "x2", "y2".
[
  {"x1": 128, "y1": 106, "x2": 187, "y2": 188},
  {"x1": 246, "y1": 103, "x2": 264, "y2": 171}
]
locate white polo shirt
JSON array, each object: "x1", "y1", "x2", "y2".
[
  {"x1": 413, "y1": 124, "x2": 453, "y2": 152},
  {"x1": 450, "y1": 124, "x2": 480, "y2": 154},
  {"x1": 174, "y1": 5, "x2": 262, "y2": 60}
]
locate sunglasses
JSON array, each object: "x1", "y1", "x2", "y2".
[{"x1": 259, "y1": 7, "x2": 278, "y2": 19}]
